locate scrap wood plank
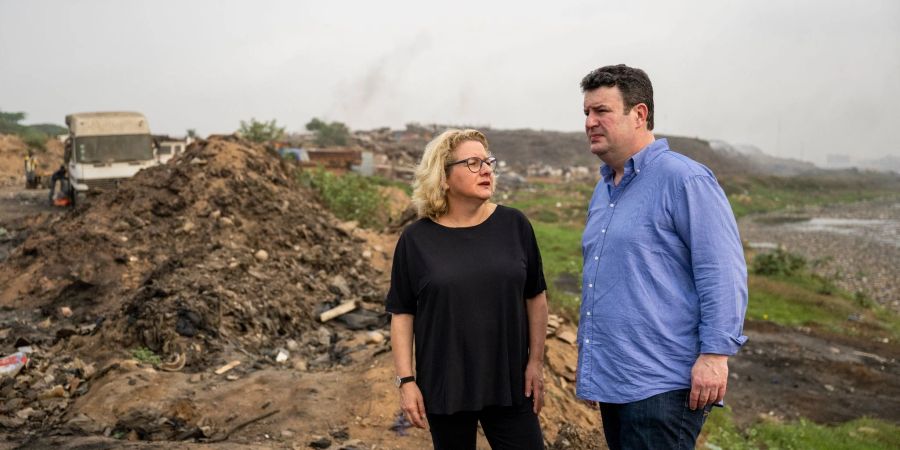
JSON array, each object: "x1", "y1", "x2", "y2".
[
  {"x1": 319, "y1": 301, "x2": 356, "y2": 322},
  {"x1": 214, "y1": 360, "x2": 241, "y2": 375}
]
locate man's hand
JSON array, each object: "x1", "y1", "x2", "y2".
[
  {"x1": 689, "y1": 353, "x2": 729, "y2": 410},
  {"x1": 524, "y1": 359, "x2": 545, "y2": 414},
  {"x1": 399, "y1": 382, "x2": 427, "y2": 429}
]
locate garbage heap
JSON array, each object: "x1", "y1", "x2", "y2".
[{"x1": 0, "y1": 136, "x2": 384, "y2": 429}]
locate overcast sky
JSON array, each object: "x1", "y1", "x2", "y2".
[{"x1": 2, "y1": 0, "x2": 899, "y2": 164}]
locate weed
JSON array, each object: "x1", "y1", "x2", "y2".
[
  {"x1": 703, "y1": 407, "x2": 900, "y2": 450},
  {"x1": 297, "y1": 167, "x2": 388, "y2": 228},
  {"x1": 131, "y1": 347, "x2": 161, "y2": 365},
  {"x1": 751, "y1": 248, "x2": 806, "y2": 277}
]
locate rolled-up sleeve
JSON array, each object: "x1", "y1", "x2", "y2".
[{"x1": 672, "y1": 175, "x2": 748, "y2": 355}]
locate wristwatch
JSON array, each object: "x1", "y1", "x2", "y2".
[{"x1": 395, "y1": 375, "x2": 416, "y2": 388}]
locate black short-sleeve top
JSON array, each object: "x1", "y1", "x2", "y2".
[{"x1": 386, "y1": 205, "x2": 547, "y2": 414}]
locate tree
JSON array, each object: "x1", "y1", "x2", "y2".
[
  {"x1": 305, "y1": 117, "x2": 351, "y2": 147},
  {"x1": 0, "y1": 110, "x2": 49, "y2": 150},
  {"x1": 0, "y1": 111, "x2": 27, "y2": 135},
  {"x1": 237, "y1": 118, "x2": 285, "y2": 143},
  {"x1": 186, "y1": 129, "x2": 197, "y2": 139}
]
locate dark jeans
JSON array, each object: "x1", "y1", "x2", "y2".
[
  {"x1": 599, "y1": 389, "x2": 711, "y2": 450},
  {"x1": 426, "y1": 400, "x2": 544, "y2": 450}
]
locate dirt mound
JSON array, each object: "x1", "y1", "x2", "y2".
[
  {"x1": 0, "y1": 134, "x2": 64, "y2": 187},
  {"x1": 0, "y1": 136, "x2": 382, "y2": 368}
]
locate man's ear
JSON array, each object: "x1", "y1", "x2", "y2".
[{"x1": 632, "y1": 103, "x2": 649, "y2": 129}]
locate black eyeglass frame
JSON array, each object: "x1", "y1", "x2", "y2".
[{"x1": 445, "y1": 156, "x2": 499, "y2": 173}]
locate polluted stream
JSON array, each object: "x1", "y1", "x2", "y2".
[{"x1": 740, "y1": 198, "x2": 900, "y2": 309}]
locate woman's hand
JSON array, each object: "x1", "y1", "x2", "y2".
[
  {"x1": 524, "y1": 359, "x2": 545, "y2": 415},
  {"x1": 400, "y1": 382, "x2": 428, "y2": 429}
]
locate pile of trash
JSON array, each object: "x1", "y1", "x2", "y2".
[{"x1": 0, "y1": 136, "x2": 387, "y2": 434}]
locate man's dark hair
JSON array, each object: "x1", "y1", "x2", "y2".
[{"x1": 581, "y1": 64, "x2": 655, "y2": 130}]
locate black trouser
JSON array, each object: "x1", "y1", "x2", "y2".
[
  {"x1": 599, "y1": 389, "x2": 711, "y2": 450},
  {"x1": 426, "y1": 400, "x2": 544, "y2": 450}
]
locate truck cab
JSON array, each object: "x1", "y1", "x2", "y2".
[{"x1": 64, "y1": 112, "x2": 157, "y2": 192}]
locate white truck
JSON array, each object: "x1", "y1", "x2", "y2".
[{"x1": 64, "y1": 112, "x2": 157, "y2": 193}]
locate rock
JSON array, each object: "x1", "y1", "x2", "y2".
[
  {"x1": 330, "y1": 426, "x2": 350, "y2": 440},
  {"x1": 219, "y1": 216, "x2": 234, "y2": 226},
  {"x1": 39, "y1": 385, "x2": 66, "y2": 399},
  {"x1": 824, "y1": 384, "x2": 835, "y2": 392},
  {"x1": 59, "y1": 306, "x2": 73, "y2": 318},
  {"x1": 329, "y1": 275, "x2": 351, "y2": 297},
  {"x1": 317, "y1": 327, "x2": 332, "y2": 347},
  {"x1": 555, "y1": 330, "x2": 577, "y2": 345},
  {"x1": 336, "y1": 309, "x2": 383, "y2": 330},
  {"x1": 293, "y1": 359, "x2": 308, "y2": 372},
  {"x1": 15, "y1": 407, "x2": 35, "y2": 420},
  {"x1": 366, "y1": 331, "x2": 385, "y2": 345},
  {"x1": 2, "y1": 397, "x2": 23, "y2": 413},
  {"x1": 0, "y1": 416, "x2": 25, "y2": 429},
  {"x1": 310, "y1": 436, "x2": 332, "y2": 449},
  {"x1": 65, "y1": 413, "x2": 100, "y2": 433},
  {"x1": 337, "y1": 221, "x2": 358, "y2": 234},
  {"x1": 254, "y1": 250, "x2": 269, "y2": 262},
  {"x1": 286, "y1": 339, "x2": 300, "y2": 352},
  {"x1": 281, "y1": 429, "x2": 295, "y2": 438},
  {"x1": 226, "y1": 374, "x2": 240, "y2": 381},
  {"x1": 275, "y1": 349, "x2": 290, "y2": 363},
  {"x1": 362, "y1": 250, "x2": 372, "y2": 259},
  {"x1": 339, "y1": 439, "x2": 365, "y2": 450}
]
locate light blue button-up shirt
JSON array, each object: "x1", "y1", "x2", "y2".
[{"x1": 576, "y1": 138, "x2": 748, "y2": 404}]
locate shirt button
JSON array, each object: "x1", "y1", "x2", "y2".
[
  {"x1": 588, "y1": 284, "x2": 593, "y2": 288},
  {"x1": 594, "y1": 256, "x2": 599, "y2": 260},
  {"x1": 585, "y1": 339, "x2": 590, "y2": 343},
  {"x1": 609, "y1": 203, "x2": 615, "y2": 208},
  {"x1": 601, "y1": 229, "x2": 606, "y2": 233},
  {"x1": 636, "y1": 169, "x2": 641, "y2": 173},
  {"x1": 587, "y1": 311, "x2": 591, "y2": 316}
]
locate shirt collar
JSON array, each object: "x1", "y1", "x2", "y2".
[{"x1": 599, "y1": 138, "x2": 669, "y2": 180}]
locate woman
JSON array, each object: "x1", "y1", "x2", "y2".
[{"x1": 386, "y1": 129, "x2": 548, "y2": 449}]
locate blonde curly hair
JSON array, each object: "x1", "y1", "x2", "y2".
[{"x1": 411, "y1": 129, "x2": 494, "y2": 220}]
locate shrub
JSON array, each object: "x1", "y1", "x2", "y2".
[
  {"x1": 297, "y1": 167, "x2": 387, "y2": 228},
  {"x1": 306, "y1": 118, "x2": 351, "y2": 147},
  {"x1": 238, "y1": 118, "x2": 285, "y2": 143},
  {"x1": 751, "y1": 248, "x2": 806, "y2": 277}
]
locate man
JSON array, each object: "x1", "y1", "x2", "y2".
[
  {"x1": 48, "y1": 165, "x2": 68, "y2": 204},
  {"x1": 24, "y1": 150, "x2": 38, "y2": 189},
  {"x1": 576, "y1": 64, "x2": 748, "y2": 450}
]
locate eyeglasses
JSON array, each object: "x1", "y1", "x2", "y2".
[{"x1": 445, "y1": 156, "x2": 499, "y2": 173}]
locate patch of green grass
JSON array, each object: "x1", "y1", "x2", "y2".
[
  {"x1": 748, "y1": 275, "x2": 900, "y2": 341},
  {"x1": 297, "y1": 167, "x2": 389, "y2": 228},
  {"x1": 703, "y1": 407, "x2": 900, "y2": 450},
  {"x1": 131, "y1": 347, "x2": 162, "y2": 365},
  {"x1": 530, "y1": 221, "x2": 584, "y2": 319}
]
